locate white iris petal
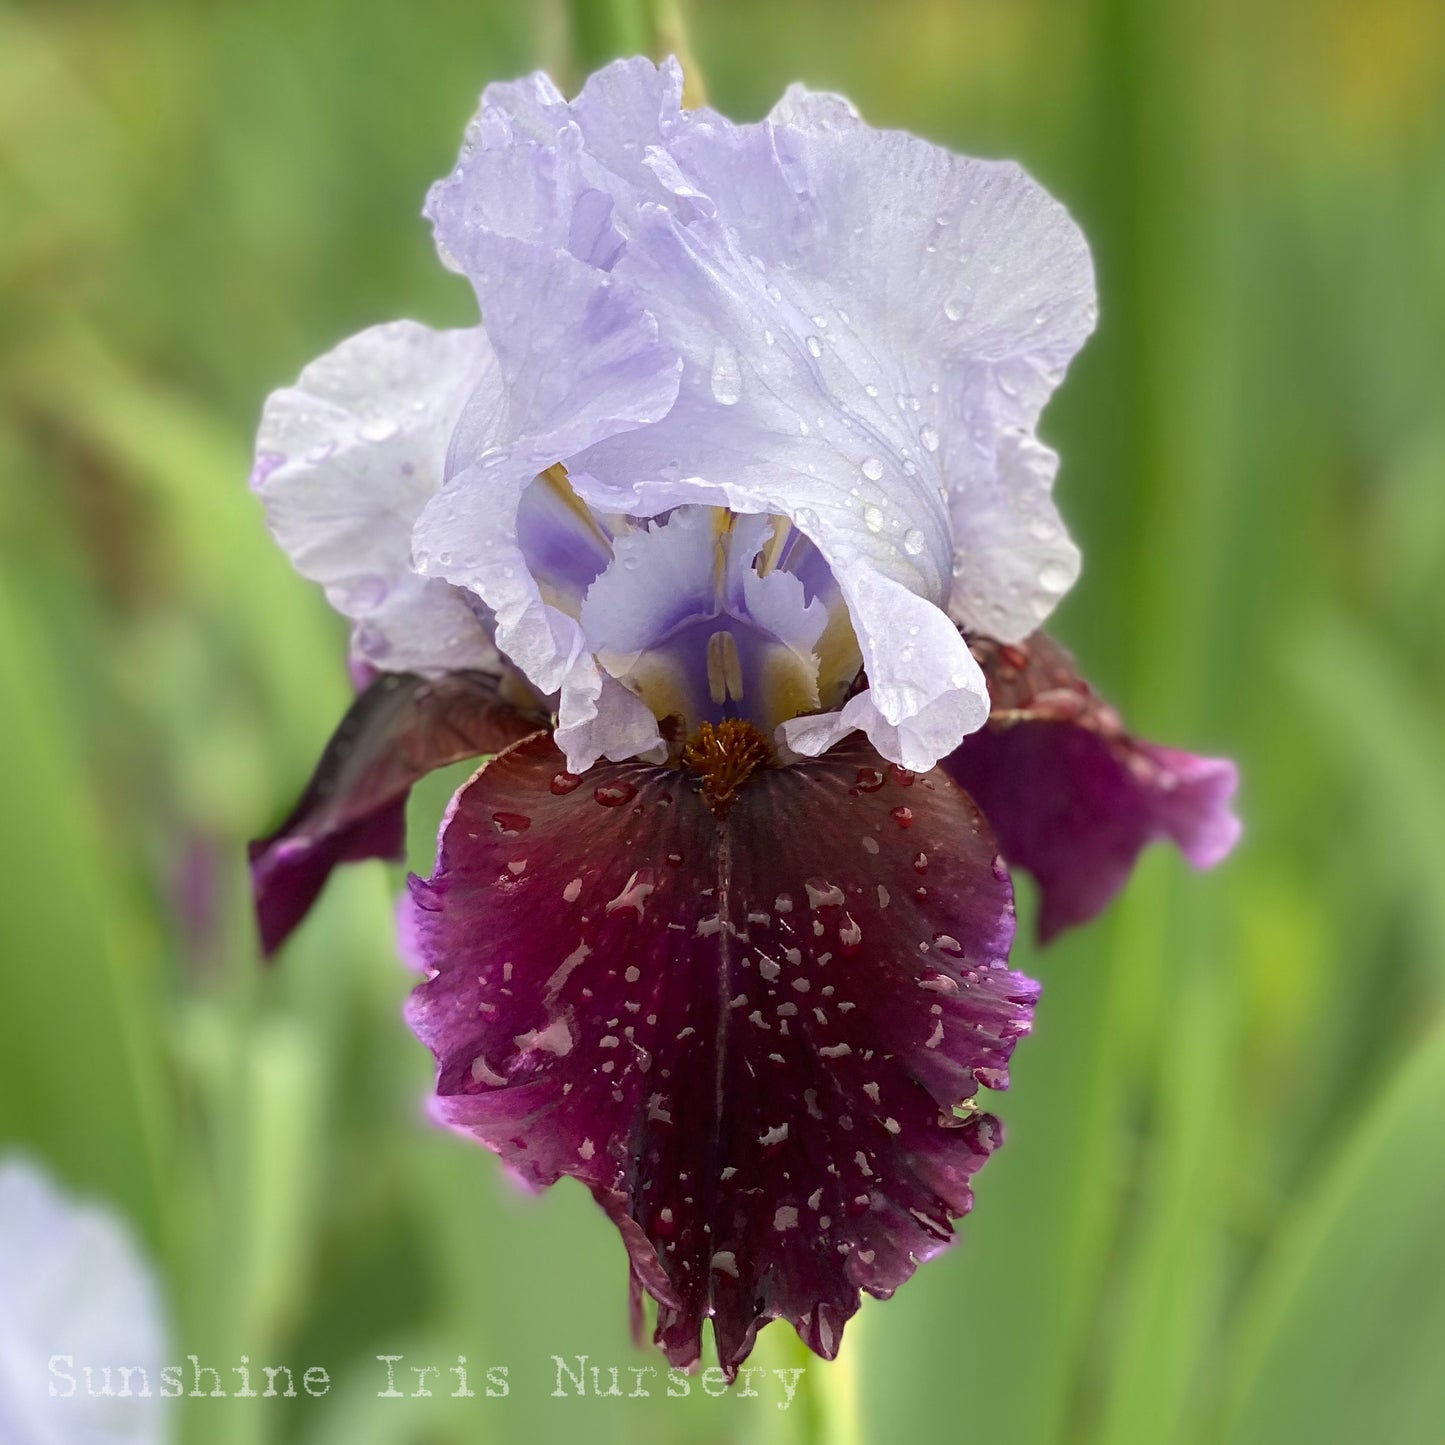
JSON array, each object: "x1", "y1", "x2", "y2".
[{"x1": 252, "y1": 58, "x2": 1096, "y2": 775}]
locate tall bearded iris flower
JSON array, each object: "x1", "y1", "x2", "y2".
[{"x1": 249, "y1": 58, "x2": 1239, "y2": 1375}]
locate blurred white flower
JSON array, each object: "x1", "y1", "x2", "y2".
[{"x1": 0, "y1": 1157, "x2": 171, "y2": 1445}]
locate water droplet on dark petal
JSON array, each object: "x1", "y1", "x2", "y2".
[{"x1": 594, "y1": 780, "x2": 639, "y2": 808}]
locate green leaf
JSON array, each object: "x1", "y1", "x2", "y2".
[{"x1": 1221, "y1": 1015, "x2": 1445, "y2": 1445}]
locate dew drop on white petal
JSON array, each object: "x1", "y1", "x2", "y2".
[
  {"x1": 806, "y1": 335, "x2": 824, "y2": 359},
  {"x1": 354, "y1": 621, "x2": 391, "y2": 660},
  {"x1": 920, "y1": 424, "x2": 940, "y2": 453},
  {"x1": 903, "y1": 528, "x2": 926, "y2": 556},
  {"x1": 709, "y1": 342, "x2": 742, "y2": 405},
  {"x1": 1038, "y1": 558, "x2": 1073, "y2": 592},
  {"x1": 339, "y1": 574, "x2": 390, "y2": 610},
  {"x1": 944, "y1": 296, "x2": 967, "y2": 322},
  {"x1": 863, "y1": 504, "x2": 885, "y2": 534},
  {"x1": 359, "y1": 417, "x2": 398, "y2": 443},
  {"x1": 861, "y1": 457, "x2": 884, "y2": 482}
]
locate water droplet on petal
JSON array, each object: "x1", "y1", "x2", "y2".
[
  {"x1": 550, "y1": 772, "x2": 582, "y2": 795},
  {"x1": 339, "y1": 574, "x2": 390, "y2": 610},
  {"x1": 594, "y1": 781, "x2": 638, "y2": 808},
  {"x1": 903, "y1": 528, "x2": 926, "y2": 556},
  {"x1": 861, "y1": 457, "x2": 885, "y2": 482},
  {"x1": 492, "y1": 811, "x2": 531, "y2": 836},
  {"x1": 1038, "y1": 558, "x2": 1073, "y2": 592},
  {"x1": 920, "y1": 424, "x2": 940, "y2": 453},
  {"x1": 354, "y1": 621, "x2": 390, "y2": 659},
  {"x1": 863, "y1": 504, "x2": 885, "y2": 533},
  {"x1": 806, "y1": 335, "x2": 823, "y2": 359},
  {"x1": 709, "y1": 342, "x2": 742, "y2": 405},
  {"x1": 359, "y1": 417, "x2": 399, "y2": 443}
]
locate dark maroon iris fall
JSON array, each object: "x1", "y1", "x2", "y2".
[{"x1": 250, "y1": 632, "x2": 1237, "y2": 1374}]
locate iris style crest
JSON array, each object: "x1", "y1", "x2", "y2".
[{"x1": 249, "y1": 57, "x2": 1238, "y2": 1377}]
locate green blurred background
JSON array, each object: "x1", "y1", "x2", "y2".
[{"x1": 3, "y1": 0, "x2": 1444, "y2": 1441}]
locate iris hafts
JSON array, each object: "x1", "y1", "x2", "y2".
[{"x1": 248, "y1": 58, "x2": 1239, "y2": 1379}]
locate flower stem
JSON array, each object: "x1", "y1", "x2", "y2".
[
  {"x1": 555, "y1": 0, "x2": 706, "y2": 103},
  {"x1": 765, "y1": 1312, "x2": 864, "y2": 1445},
  {"x1": 647, "y1": 0, "x2": 707, "y2": 104},
  {"x1": 561, "y1": 0, "x2": 650, "y2": 78}
]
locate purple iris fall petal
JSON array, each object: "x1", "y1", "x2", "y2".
[
  {"x1": 406, "y1": 730, "x2": 1035, "y2": 1375},
  {"x1": 944, "y1": 634, "x2": 1241, "y2": 941},
  {"x1": 249, "y1": 670, "x2": 544, "y2": 956}
]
